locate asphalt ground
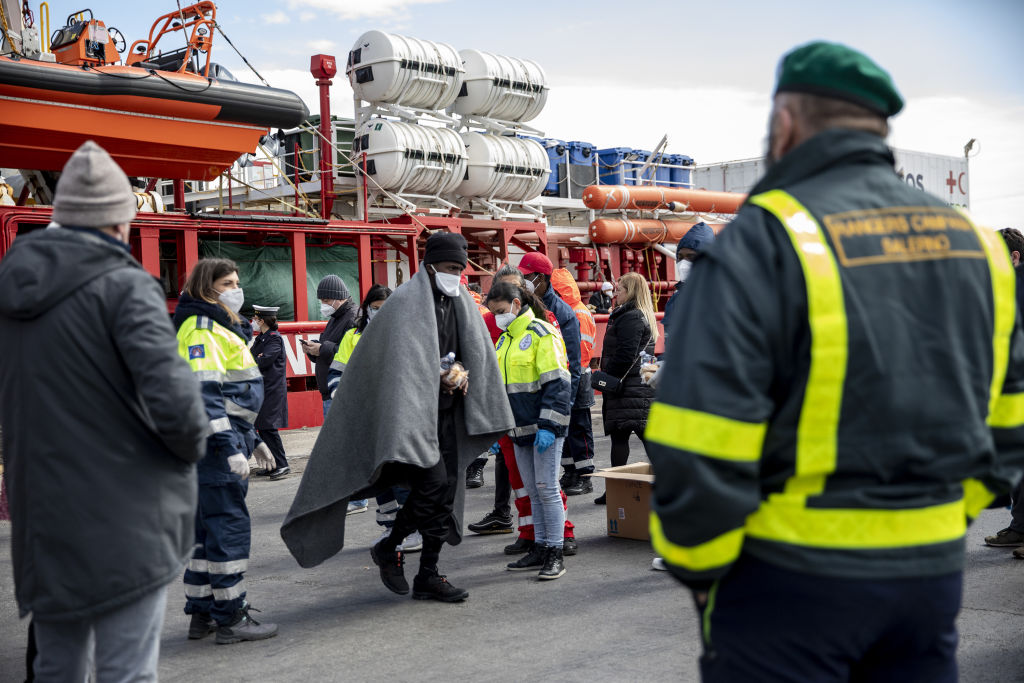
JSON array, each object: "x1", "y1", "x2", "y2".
[{"x1": 2, "y1": 413, "x2": 1024, "y2": 681}]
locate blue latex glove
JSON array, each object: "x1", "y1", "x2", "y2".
[
  {"x1": 535, "y1": 429, "x2": 556, "y2": 453},
  {"x1": 489, "y1": 442, "x2": 502, "y2": 456}
]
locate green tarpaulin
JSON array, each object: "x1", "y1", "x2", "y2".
[{"x1": 199, "y1": 241, "x2": 358, "y2": 321}]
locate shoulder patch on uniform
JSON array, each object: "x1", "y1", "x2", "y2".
[
  {"x1": 527, "y1": 321, "x2": 550, "y2": 337},
  {"x1": 196, "y1": 315, "x2": 214, "y2": 330},
  {"x1": 188, "y1": 344, "x2": 206, "y2": 359},
  {"x1": 519, "y1": 335, "x2": 533, "y2": 351}
]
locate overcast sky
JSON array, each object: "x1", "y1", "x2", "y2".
[{"x1": 85, "y1": 0, "x2": 1023, "y2": 226}]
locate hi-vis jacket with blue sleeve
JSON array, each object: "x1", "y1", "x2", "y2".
[
  {"x1": 176, "y1": 308, "x2": 264, "y2": 484},
  {"x1": 646, "y1": 129, "x2": 1024, "y2": 586},
  {"x1": 326, "y1": 327, "x2": 361, "y2": 397},
  {"x1": 495, "y1": 307, "x2": 572, "y2": 446}
]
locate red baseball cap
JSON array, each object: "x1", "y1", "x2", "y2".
[{"x1": 518, "y1": 251, "x2": 553, "y2": 276}]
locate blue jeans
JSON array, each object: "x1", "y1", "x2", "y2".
[
  {"x1": 514, "y1": 437, "x2": 565, "y2": 547},
  {"x1": 33, "y1": 584, "x2": 167, "y2": 682}
]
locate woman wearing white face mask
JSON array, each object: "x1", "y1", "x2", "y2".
[
  {"x1": 172, "y1": 258, "x2": 278, "y2": 644},
  {"x1": 487, "y1": 281, "x2": 572, "y2": 580},
  {"x1": 250, "y1": 305, "x2": 290, "y2": 481}
]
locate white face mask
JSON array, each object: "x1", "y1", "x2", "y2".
[
  {"x1": 494, "y1": 303, "x2": 521, "y2": 331},
  {"x1": 219, "y1": 287, "x2": 244, "y2": 313},
  {"x1": 366, "y1": 306, "x2": 379, "y2": 322},
  {"x1": 320, "y1": 301, "x2": 336, "y2": 319},
  {"x1": 250, "y1": 319, "x2": 261, "y2": 333},
  {"x1": 523, "y1": 278, "x2": 536, "y2": 294},
  {"x1": 431, "y1": 267, "x2": 461, "y2": 297},
  {"x1": 675, "y1": 259, "x2": 693, "y2": 283}
]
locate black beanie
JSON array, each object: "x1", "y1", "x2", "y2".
[{"x1": 423, "y1": 232, "x2": 468, "y2": 268}]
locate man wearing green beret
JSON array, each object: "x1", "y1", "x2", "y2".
[{"x1": 647, "y1": 41, "x2": 1024, "y2": 680}]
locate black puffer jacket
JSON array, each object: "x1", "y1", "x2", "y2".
[
  {"x1": 310, "y1": 299, "x2": 357, "y2": 398},
  {"x1": 0, "y1": 227, "x2": 207, "y2": 621},
  {"x1": 600, "y1": 301, "x2": 656, "y2": 434}
]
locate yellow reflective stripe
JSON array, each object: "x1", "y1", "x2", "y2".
[
  {"x1": 746, "y1": 498, "x2": 966, "y2": 548},
  {"x1": 962, "y1": 478, "x2": 996, "y2": 519},
  {"x1": 645, "y1": 402, "x2": 767, "y2": 462},
  {"x1": 749, "y1": 190, "x2": 847, "y2": 497},
  {"x1": 991, "y1": 392, "x2": 1024, "y2": 429},
  {"x1": 967, "y1": 218, "x2": 1016, "y2": 424},
  {"x1": 650, "y1": 512, "x2": 744, "y2": 571}
]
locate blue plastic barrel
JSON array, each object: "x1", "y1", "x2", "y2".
[
  {"x1": 567, "y1": 141, "x2": 596, "y2": 165},
  {"x1": 598, "y1": 147, "x2": 637, "y2": 185},
  {"x1": 667, "y1": 153, "x2": 694, "y2": 188}
]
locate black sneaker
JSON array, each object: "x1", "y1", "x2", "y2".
[
  {"x1": 507, "y1": 545, "x2": 547, "y2": 571},
  {"x1": 538, "y1": 546, "x2": 566, "y2": 580},
  {"x1": 559, "y1": 469, "x2": 577, "y2": 490},
  {"x1": 371, "y1": 541, "x2": 409, "y2": 595},
  {"x1": 187, "y1": 612, "x2": 216, "y2": 640},
  {"x1": 268, "y1": 466, "x2": 291, "y2": 481},
  {"x1": 504, "y1": 537, "x2": 534, "y2": 555},
  {"x1": 467, "y1": 510, "x2": 514, "y2": 534},
  {"x1": 984, "y1": 527, "x2": 1024, "y2": 547},
  {"x1": 563, "y1": 537, "x2": 578, "y2": 556},
  {"x1": 564, "y1": 476, "x2": 593, "y2": 496},
  {"x1": 466, "y1": 459, "x2": 486, "y2": 489},
  {"x1": 412, "y1": 572, "x2": 469, "y2": 602},
  {"x1": 215, "y1": 604, "x2": 278, "y2": 645}
]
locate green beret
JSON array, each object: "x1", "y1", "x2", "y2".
[{"x1": 774, "y1": 41, "x2": 904, "y2": 118}]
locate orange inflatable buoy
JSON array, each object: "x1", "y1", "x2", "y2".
[
  {"x1": 589, "y1": 218, "x2": 727, "y2": 244},
  {"x1": 581, "y1": 185, "x2": 745, "y2": 214}
]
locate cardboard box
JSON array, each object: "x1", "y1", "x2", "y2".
[{"x1": 589, "y1": 463, "x2": 654, "y2": 541}]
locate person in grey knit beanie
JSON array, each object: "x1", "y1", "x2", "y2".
[{"x1": 52, "y1": 140, "x2": 137, "y2": 240}]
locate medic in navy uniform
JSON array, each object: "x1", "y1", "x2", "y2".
[
  {"x1": 173, "y1": 258, "x2": 279, "y2": 645},
  {"x1": 251, "y1": 304, "x2": 290, "y2": 480}
]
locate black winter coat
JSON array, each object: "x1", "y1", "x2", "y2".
[
  {"x1": 600, "y1": 301, "x2": 655, "y2": 434},
  {"x1": 253, "y1": 330, "x2": 288, "y2": 429},
  {"x1": 310, "y1": 299, "x2": 357, "y2": 398},
  {"x1": 0, "y1": 227, "x2": 208, "y2": 621}
]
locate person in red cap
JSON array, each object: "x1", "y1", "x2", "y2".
[{"x1": 518, "y1": 252, "x2": 582, "y2": 420}]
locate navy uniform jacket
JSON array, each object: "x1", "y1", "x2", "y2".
[
  {"x1": 252, "y1": 330, "x2": 288, "y2": 430},
  {"x1": 647, "y1": 129, "x2": 1024, "y2": 587}
]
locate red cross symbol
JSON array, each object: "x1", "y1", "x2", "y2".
[{"x1": 946, "y1": 171, "x2": 957, "y2": 195}]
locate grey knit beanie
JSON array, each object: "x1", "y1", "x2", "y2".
[
  {"x1": 52, "y1": 141, "x2": 137, "y2": 228},
  {"x1": 317, "y1": 274, "x2": 350, "y2": 300}
]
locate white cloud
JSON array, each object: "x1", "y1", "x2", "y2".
[
  {"x1": 308, "y1": 39, "x2": 336, "y2": 52},
  {"x1": 299, "y1": 11, "x2": 316, "y2": 21},
  {"x1": 262, "y1": 10, "x2": 290, "y2": 24},
  {"x1": 286, "y1": 0, "x2": 448, "y2": 20}
]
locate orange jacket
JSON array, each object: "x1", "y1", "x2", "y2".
[{"x1": 551, "y1": 268, "x2": 595, "y2": 368}]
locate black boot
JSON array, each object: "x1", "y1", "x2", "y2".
[
  {"x1": 559, "y1": 469, "x2": 577, "y2": 490},
  {"x1": 412, "y1": 570, "x2": 469, "y2": 602},
  {"x1": 507, "y1": 545, "x2": 547, "y2": 571},
  {"x1": 564, "y1": 475, "x2": 593, "y2": 496},
  {"x1": 504, "y1": 537, "x2": 534, "y2": 555},
  {"x1": 594, "y1": 492, "x2": 606, "y2": 505},
  {"x1": 466, "y1": 458, "x2": 486, "y2": 489},
  {"x1": 371, "y1": 540, "x2": 409, "y2": 595},
  {"x1": 538, "y1": 546, "x2": 566, "y2": 580},
  {"x1": 563, "y1": 537, "x2": 578, "y2": 556},
  {"x1": 187, "y1": 612, "x2": 216, "y2": 640},
  {"x1": 215, "y1": 603, "x2": 278, "y2": 644}
]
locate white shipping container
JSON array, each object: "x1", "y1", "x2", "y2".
[{"x1": 693, "y1": 148, "x2": 969, "y2": 209}]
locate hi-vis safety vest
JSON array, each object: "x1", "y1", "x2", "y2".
[
  {"x1": 327, "y1": 327, "x2": 361, "y2": 396},
  {"x1": 495, "y1": 307, "x2": 572, "y2": 444},
  {"x1": 177, "y1": 314, "x2": 263, "y2": 461},
  {"x1": 645, "y1": 189, "x2": 1024, "y2": 580}
]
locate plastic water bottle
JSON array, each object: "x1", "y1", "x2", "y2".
[{"x1": 440, "y1": 351, "x2": 456, "y2": 371}]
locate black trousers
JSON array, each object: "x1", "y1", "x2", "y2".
[
  {"x1": 257, "y1": 428, "x2": 288, "y2": 469},
  {"x1": 700, "y1": 555, "x2": 960, "y2": 683},
  {"x1": 387, "y1": 409, "x2": 459, "y2": 571},
  {"x1": 493, "y1": 451, "x2": 511, "y2": 517},
  {"x1": 609, "y1": 427, "x2": 647, "y2": 468}
]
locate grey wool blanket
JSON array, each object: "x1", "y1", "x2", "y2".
[{"x1": 280, "y1": 268, "x2": 515, "y2": 568}]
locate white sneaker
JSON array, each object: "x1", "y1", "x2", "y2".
[
  {"x1": 346, "y1": 500, "x2": 368, "y2": 515},
  {"x1": 400, "y1": 531, "x2": 423, "y2": 553},
  {"x1": 651, "y1": 557, "x2": 667, "y2": 571}
]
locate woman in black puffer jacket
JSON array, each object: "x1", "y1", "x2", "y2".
[{"x1": 596, "y1": 272, "x2": 658, "y2": 504}]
